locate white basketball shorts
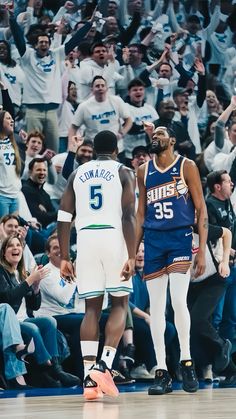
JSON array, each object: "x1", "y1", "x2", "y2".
[{"x1": 75, "y1": 228, "x2": 133, "y2": 299}]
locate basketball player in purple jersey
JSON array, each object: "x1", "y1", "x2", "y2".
[{"x1": 136, "y1": 125, "x2": 208, "y2": 395}]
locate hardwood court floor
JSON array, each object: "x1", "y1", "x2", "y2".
[{"x1": 0, "y1": 384, "x2": 236, "y2": 419}]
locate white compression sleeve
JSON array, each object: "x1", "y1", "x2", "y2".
[
  {"x1": 169, "y1": 271, "x2": 191, "y2": 361},
  {"x1": 147, "y1": 274, "x2": 169, "y2": 370}
]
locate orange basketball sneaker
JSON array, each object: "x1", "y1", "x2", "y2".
[
  {"x1": 83, "y1": 375, "x2": 103, "y2": 401},
  {"x1": 90, "y1": 360, "x2": 119, "y2": 397}
]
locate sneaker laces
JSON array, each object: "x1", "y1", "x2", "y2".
[{"x1": 111, "y1": 369, "x2": 125, "y2": 379}]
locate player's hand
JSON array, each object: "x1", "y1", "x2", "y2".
[
  {"x1": 194, "y1": 57, "x2": 205, "y2": 75},
  {"x1": 0, "y1": 222, "x2": 7, "y2": 241},
  {"x1": 120, "y1": 258, "x2": 135, "y2": 281},
  {"x1": 218, "y1": 261, "x2": 230, "y2": 279},
  {"x1": 143, "y1": 121, "x2": 154, "y2": 138},
  {"x1": 55, "y1": 17, "x2": 67, "y2": 34},
  {"x1": 60, "y1": 259, "x2": 75, "y2": 282},
  {"x1": 27, "y1": 219, "x2": 41, "y2": 231},
  {"x1": 122, "y1": 47, "x2": 130, "y2": 64},
  {"x1": 64, "y1": 1, "x2": 76, "y2": 11},
  {"x1": 28, "y1": 265, "x2": 50, "y2": 284},
  {"x1": 69, "y1": 135, "x2": 84, "y2": 153},
  {"x1": 41, "y1": 148, "x2": 56, "y2": 162},
  {"x1": 17, "y1": 225, "x2": 29, "y2": 240},
  {"x1": 19, "y1": 129, "x2": 28, "y2": 143},
  {"x1": 193, "y1": 250, "x2": 206, "y2": 278},
  {"x1": 107, "y1": 44, "x2": 115, "y2": 63}
]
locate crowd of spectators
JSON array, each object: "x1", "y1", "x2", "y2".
[{"x1": 1, "y1": 0, "x2": 236, "y2": 390}]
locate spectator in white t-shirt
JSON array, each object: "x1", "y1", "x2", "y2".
[
  {"x1": 76, "y1": 42, "x2": 120, "y2": 103},
  {"x1": 0, "y1": 40, "x2": 24, "y2": 113},
  {"x1": 58, "y1": 81, "x2": 78, "y2": 153},
  {"x1": 17, "y1": 0, "x2": 53, "y2": 35},
  {"x1": 69, "y1": 75, "x2": 132, "y2": 155},
  {"x1": 123, "y1": 78, "x2": 158, "y2": 165},
  {"x1": 9, "y1": 11, "x2": 92, "y2": 152}
]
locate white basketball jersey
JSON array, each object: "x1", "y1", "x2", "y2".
[{"x1": 73, "y1": 159, "x2": 123, "y2": 231}]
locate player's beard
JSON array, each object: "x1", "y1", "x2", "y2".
[{"x1": 149, "y1": 140, "x2": 168, "y2": 155}]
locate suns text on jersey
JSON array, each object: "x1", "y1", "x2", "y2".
[{"x1": 147, "y1": 181, "x2": 177, "y2": 204}]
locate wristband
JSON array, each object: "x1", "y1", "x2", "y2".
[{"x1": 57, "y1": 210, "x2": 73, "y2": 222}]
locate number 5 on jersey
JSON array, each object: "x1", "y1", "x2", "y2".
[{"x1": 90, "y1": 185, "x2": 103, "y2": 210}]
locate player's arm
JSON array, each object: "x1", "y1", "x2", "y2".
[
  {"x1": 57, "y1": 172, "x2": 76, "y2": 280},
  {"x1": 121, "y1": 116, "x2": 133, "y2": 136},
  {"x1": 119, "y1": 166, "x2": 136, "y2": 280},
  {"x1": 136, "y1": 164, "x2": 147, "y2": 252},
  {"x1": 218, "y1": 227, "x2": 231, "y2": 278},
  {"x1": 68, "y1": 124, "x2": 79, "y2": 142},
  {"x1": 184, "y1": 159, "x2": 208, "y2": 277}
]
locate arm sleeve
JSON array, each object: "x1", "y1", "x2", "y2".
[
  {"x1": 167, "y1": 1, "x2": 181, "y2": 32},
  {"x1": 155, "y1": 88, "x2": 164, "y2": 112},
  {"x1": 196, "y1": 74, "x2": 206, "y2": 109},
  {"x1": 117, "y1": 97, "x2": 131, "y2": 119},
  {"x1": 9, "y1": 14, "x2": 26, "y2": 57},
  {"x1": 175, "y1": 63, "x2": 193, "y2": 86},
  {"x1": 17, "y1": 7, "x2": 34, "y2": 35},
  {"x1": 64, "y1": 22, "x2": 92, "y2": 55},
  {"x1": 214, "y1": 120, "x2": 226, "y2": 150},
  {"x1": 118, "y1": 0, "x2": 129, "y2": 27},
  {"x1": 62, "y1": 151, "x2": 76, "y2": 180},
  {"x1": 1, "y1": 89, "x2": 15, "y2": 118},
  {"x1": 138, "y1": 69, "x2": 152, "y2": 87},
  {"x1": 52, "y1": 6, "x2": 66, "y2": 23},
  {"x1": 204, "y1": 5, "x2": 220, "y2": 37},
  {"x1": 119, "y1": 12, "x2": 141, "y2": 47},
  {"x1": 47, "y1": 163, "x2": 58, "y2": 185}
]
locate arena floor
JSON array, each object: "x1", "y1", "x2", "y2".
[{"x1": 0, "y1": 381, "x2": 235, "y2": 419}]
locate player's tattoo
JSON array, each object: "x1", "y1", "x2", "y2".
[{"x1": 203, "y1": 218, "x2": 208, "y2": 229}]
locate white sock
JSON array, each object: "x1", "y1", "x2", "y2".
[
  {"x1": 80, "y1": 341, "x2": 99, "y2": 379},
  {"x1": 84, "y1": 360, "x2": 95, "y2": 378},
  {"x1": 101, "y1": 346, "x2": 117, "y2": 369}
]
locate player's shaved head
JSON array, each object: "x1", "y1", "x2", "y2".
[{"x1": 94, "y1": 130, "x2": 117, "y2": 154}]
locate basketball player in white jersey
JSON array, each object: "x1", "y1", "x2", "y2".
[
  {"x1": 136, "y1": 125, "x2": 208, "y2": 395},
  {"x1": 57, "y1": 130, "x2": 136, "y2": 401}
]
